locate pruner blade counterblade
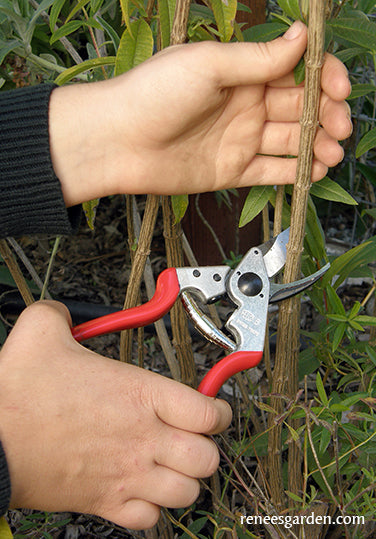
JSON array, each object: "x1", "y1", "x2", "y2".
[
  {"x1": 259, "y1": 228, "x2": 290, "y2": 278},
  {"x1": 269, "y1": 263, "x2": 330, "y2": 304}
]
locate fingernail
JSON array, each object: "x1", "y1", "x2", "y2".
[{"x1": 283, "y1": 20, "x2": 305, "y2": 40}]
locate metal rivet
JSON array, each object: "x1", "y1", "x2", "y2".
[{"x1": 193, "y1": 269, "x2": 201, "y2": 277}]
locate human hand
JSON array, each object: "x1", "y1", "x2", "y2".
[
  {"x1": 0, "y1": 301, "x2": 232, "y2": 529},
  {"x1": 50, "y1": 21, "x2": 352, "y2": 207}
]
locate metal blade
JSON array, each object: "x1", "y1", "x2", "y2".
[
  {"x1": 269, "y1": 263, "x2": 330, "y2": 303},
  {"x1": 260, "y1": 228, "x2": 290, "y2": 278}
]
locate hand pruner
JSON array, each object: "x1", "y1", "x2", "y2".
[{"x1": 72, "y1": 228, "x2": 329, "y2": 397}]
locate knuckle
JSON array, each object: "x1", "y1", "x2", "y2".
[
  {"x1": 204, "y1": 442, "x2": 220, "y2": 476},
  {"x1": 184, "y1": 479, "x2": 201, "y2": 507},
  {"x1": 201, "y1": 401, "x2": 221, "y2": 433}
]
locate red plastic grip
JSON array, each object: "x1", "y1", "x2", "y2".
[
  {"x1": 72, "y1": 267, "x2": 180, "y2": 342},
  {"x1": 198, "y1": 350, "x2": 263, "y2": 397}
]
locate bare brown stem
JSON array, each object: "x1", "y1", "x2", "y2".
[
  {"x1": 160, "y1": 0, "x2": 196, "y2": 387},
  {"x1": 267, "y1": 0, "x2": 328, "y2": 509},
  {"x1": 0, "y1": 239, "x2": 34, "y2": 307},
  {"x1": 120, "y1": 195, "x2": 160, "y2": 362}
]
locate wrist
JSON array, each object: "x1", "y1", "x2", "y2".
[{"x1": 49, "y1": 81, "x2": 132, "y2": 206}]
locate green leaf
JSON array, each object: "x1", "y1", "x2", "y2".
[
  {"x1": 158, "y1": 0, "x2": 176, "y2": 49},
  {"x1": 0, "y1": 38, "x2": 20, "y2": 65},
  {"x1": 243, "y1": 21, "x2": 287, "y2": 42},
  {"x1": 239, "y1": 186, "x2": 274, "y2": 227},
  {"x1": 49, "y1": 0, "x2": 66, "y2": 31},
  {"x1": 115, "y1": 19, "x2": 153, "y2": 76},
  {"x1": 0, "y1": 517, "x2": 13, "y2": 539},
  {"x1": 90, "y1": 0, "x2": 104, "y2": 13},
  {"x1": 366, "y1": 345, "x2": 376, "y2": 367},
  {"x1": 298, "y1": 348, "x2": 320, "y2": 379},
  {"x1": 171, "y1": 194, "x2": 189, "y2": 224},
  {"x1": 326, "y1": 285, "x2": 346, "y2": 316},
  {"x1": 285, "y1": 490, "x2": 304, "y2": 502},
  {"x1": 348, "y1": 83, "x2": 376, "y2": 100},
  {"x1": 294, "y1": 57, "x2": 305, "y2": 85},
  {"x1": 357, "y1": 163, "x2": 376, "y2": 187},
  {"x1": 277, "y1": 0, "x2": 302, "y2": 20},
  {"x1": 50, "y1": 20, "x2": 83, "y2": 43},
  {"x1": 285, "y1": 422, "x2": 300, "y2": 442},
  {"x1": 327, "y1": 314, "x2": 347, "y2": 322},
  {"x1": 349, "y1": 319, "x2": 365, "y2": 332},
  {"x1": 328, "y1": 17, "x2": 376, "y2": 53},
  {"x1": 332, "y1": 323, "x2": 346, "y2": 351},
  {"x1": 321, "y1": 237, "x2": 376, "y2": 290},
  {"x1": 355, "y1": 315, "x2": 376, "y2": 327},
  {"x1": 310, "y1": 177, "x2": 357, "y2": 205},
  {"x1": 54, "y1": 56, "x2": 115, "y2": 84},
  {"x1": 363, "y1": 208, "x2": 376, "y2": 221},
  {"x1": 335, "y1": 47, "x2": 366, "y2": 64},
  {"x1": 119, "y1": 0, "x2": 132, "y2": 37},
  {"x1": 29, "y1": 0, "x2": 56, "y2": 27},
  {"x1": 316, "y1": 371, "x2": 328, "y2": 406},
  {"x1": 319, "y1": 427, "x2": 331, "y2": 455},
  {"x1": 304, "y1": 196, "x2": 326, "y2": 261},
  {"x1": 65, "y1": 0, "x2": 89, "y2": 24},
  {"x1": 96, "y1": 15, "x2": 120, "y2": 50},
  {"x1": 82, "y1": 199, "x2": 99, "y2": 229},
  {"x1": 330, "y1": 403, "x2": 350, "y2": 413},
  {"x1": 356, "y1": 128, "x2": 376, "y2": 158},
  {"x1": 210, "y1": 0, "x2": 237, "y2": 42},
  {"x1": 349, "y1": 301, "x2": 362, "y2": 319}
]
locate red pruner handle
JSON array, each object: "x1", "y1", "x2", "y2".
[
  {"x1": 198, "y1": 351, "x2": 263, "y2": 397},
  {"x1": 72, "y1": 268, "x2": 180, "y2": 342}
]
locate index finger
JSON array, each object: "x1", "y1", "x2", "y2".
[
  {"x1": 153, "y1": 376, "x2": 232, "y2": 434},
  {"x1": 268, "y1": 53, "x2": 351, "y2": 102}
]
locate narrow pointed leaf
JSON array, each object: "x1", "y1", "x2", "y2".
[
  {"x1": 158, "y1": 0, "x2": 176, "y2": 49},
  {"x1": 278, "y1": 0, "x2": 301, "y2": 20},
  {"x1": 321, "y1": 237, "x2": 376, "y2": 289},
  {"x1": 54, "y1": 56, "x2": 116, "y2": 85},
  {"x1": 310, "y1": 177, "x2": 357, "y2": 205},
  {"x1": 83, "y1": 199, "x2": 99, "y2": 229},
  {"x1": 119, "y1": 0, "x2": 132, "y2": 37},
  {"x1": 50, "y1": 20, "x2": 82, "y2": 43},
  {"x1": 356, "y1": 128, "x2": 376, "y2": 158},
  {"x1": 239, "y1": 186, "x2": 274, "y2": 227},
  {"x1": 328, "y1": 17, "x2": 376, "y2": 52},
  {"x1": 115, "y1": 19, "x2": 153, "y2": 76},
  {"x1": 348, "y1": 83, "x2": 376, "y2": 100},
  {"x1": 0, "y1": 517, "x2": 13, "y2": 539},
  {"x1": 49, "y1": 0, "x2": 67, "y2": 31},
  {"x1": 243, "y1": 21, "x2": 287, "y2": 42},
  {"x1": 316, "y1": 371, "x2": 328, "y2": 406},
  {"x1": 210, "y1": 0, "x2": 237, "y2": 42},
  {"x1": 171, "y1": 194, "x2": 189, "y2": 224}
]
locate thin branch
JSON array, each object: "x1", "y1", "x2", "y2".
[
  {"x1": 6, "y1": 237, "x2": 52, "y2": 299},
  {"x1": 28, "y1": 0, "x2": 83, "y2": 65},
  {"x1": 0, "y1": 239, "x2": 34, "y2": 306},
  {"x1": 194, "y1": 194, "x2": 227, "y2": 262},
  {"x1": 268, "y1": 0, "x2": 328, "y2": 508},
  {"x1": 40, "y1": 236, "x2": 61, "y2": 300}
]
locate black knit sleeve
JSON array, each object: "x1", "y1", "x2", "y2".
[
  {"x1": 0, "y1": 440, "x2": 11, "y2": 516},
  {"x1": 0, "y1": 83, "x2": 81, "y2": 239}
]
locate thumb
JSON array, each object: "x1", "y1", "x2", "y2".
[{"x1": 216, "y1": 20, "x2": 307, "y2": 87}]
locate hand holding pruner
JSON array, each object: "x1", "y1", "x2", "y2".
[{"x1": 72, "y1": 228, "x2": 328, "y2": 397}]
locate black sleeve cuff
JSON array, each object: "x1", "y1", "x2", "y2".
[
  {"x1": 0, "y1": 440, "x2": 11, "y2": 516},
  {"x1": 0, "y1": 83, "x2": 81, "y2": 238}
]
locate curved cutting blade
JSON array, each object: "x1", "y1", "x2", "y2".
[
  {"x1": 259, "y1": 228, "x2": 290, "y2": 278},
  {"x1": 269, "y1": 263, "x2": 330, "y2": 303}
]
